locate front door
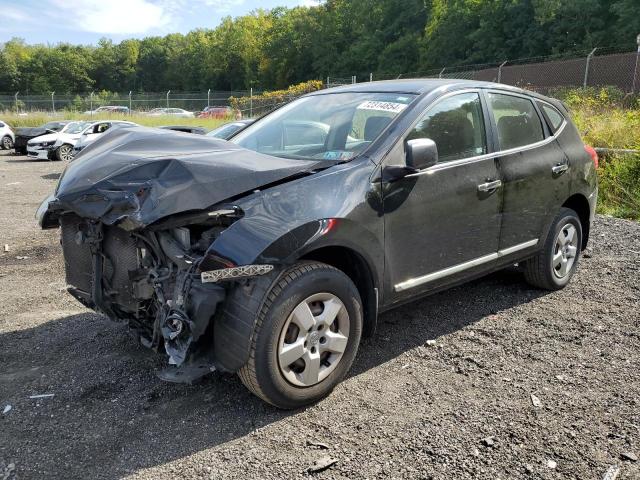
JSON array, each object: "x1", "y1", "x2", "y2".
[{"x1": 383, "y1": 91, "x2": 503, "y2": 303}]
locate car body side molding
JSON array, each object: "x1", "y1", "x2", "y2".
[{"x1": 394, "y1": 239, "x2": 539, "y2": 292}]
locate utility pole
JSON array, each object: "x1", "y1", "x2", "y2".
[
  {"x1": 129, "y1": 91, "x2": 132, "y2": 114},
  {"x1": 498, "y1": 61, "x2": 508, "y2": 83},
  {"x1": 51, "y1": 91, "x2": 55, "y2": 113},
  {"x1": 633, "y1": 34, "x2": 640, "y2": 94},
  {"x1": 14, "y1": 92, "x2": 18, "y2": 113},
  {"x1": 583, "y1": 48, "x2": 597, "y2": 88},
  {"x1": 89, "y1": 91, "x2": 94, "y2": 116},
  {"x1": 166, "y1": 90, "x2": 171, "y2": 108}
]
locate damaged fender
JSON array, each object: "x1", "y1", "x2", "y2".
[{"x1": 204, "y1": 159, "x2": 385, "y2": 372}]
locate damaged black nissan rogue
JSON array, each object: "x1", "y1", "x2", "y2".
[{"x1": 37, "y1": 80, "x2": 598, "y2": 409}]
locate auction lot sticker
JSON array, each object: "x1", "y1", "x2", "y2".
[{"x1": 357, "y1": 101, "x2": 408, "y2": 113}]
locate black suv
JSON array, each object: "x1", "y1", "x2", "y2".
[{"x1": 37, "y1": 80, "x2": 598, "y2": 409}]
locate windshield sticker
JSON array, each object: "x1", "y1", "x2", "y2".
[
  {"x1": 323, "y1": 151, "x2": 355, "y2": 161},
  {"x1": 357, "y1": 101, "x2": 408, "y2": 114}
]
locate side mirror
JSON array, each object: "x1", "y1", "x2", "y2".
[{"x1": 405, "y1": 138, "x2": 438, "y2": 170}]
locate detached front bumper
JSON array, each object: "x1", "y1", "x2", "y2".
[{"x1": 27, "y1": 146, "x2": 54, "y2": 160}]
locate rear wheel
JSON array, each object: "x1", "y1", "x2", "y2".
[
  {"x1": 238, "y1": 262, "x2": 363, "y2": 409},
  {"x1": 1, "y1": 136, "x2": 12, "y2": 150},
  {"x1": 524, "y1": 207, "x2": 582, "y2": 290},
  {"x1": 55, "y1": 144, "x2": 74, "y2": 161}
]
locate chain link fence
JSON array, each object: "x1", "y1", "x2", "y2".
[
  {"x1": 328, "y1": 46, "x2": 640, "y2": 96},
  {"x1": 0, "y1": 90, "x2": 256, "y2": 114}
]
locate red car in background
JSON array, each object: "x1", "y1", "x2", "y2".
[{"x1": 198, "y1": 106, "x2": 242, "y2": 120}]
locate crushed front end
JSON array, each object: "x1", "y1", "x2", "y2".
[
  {"x1": 58, "y1": 211, "x2": 232, "y2": 369},
  {"x1": 36, "y1": 126, "x2": 324, "y2": 378}
]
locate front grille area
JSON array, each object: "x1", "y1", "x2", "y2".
[
  {"x1": 60, "y1": 213, "x2": 143, "y2": 314},
  {"x1": 102, "y1": 222, "x2": 140, "y2": 311},
  {"x1": 60, "y1": 214, "x2": 93, "y2": 293}
]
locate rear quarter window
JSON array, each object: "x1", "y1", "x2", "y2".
[{"x1": 538, "y1": 103, "x2": 565, "y2": 133}]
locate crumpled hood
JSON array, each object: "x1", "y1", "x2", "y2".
[
  {"x1": 16, "y1": 127, "x2": 49, "y2": 137},
  {"x1": 54, "y1": 126, "x2": 324, "y2": 230}
]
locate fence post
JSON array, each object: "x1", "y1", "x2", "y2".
[
  {"x1": 583, "y1": 48, "x2": 597, "y2": 88},
  {"x1": 370, "y1": 72, "x2": 373, "y2": 82},
  {"x1": 326, "y1": 76, "x2": 330, "y2": 87},
  {"x1": 207, "y1": 89, "x2": 211, "y2": 107},
  {"x1": 439, "y1": 67, "x2": 445, "y2": 79},
  {"x1": 166, "y1": 90, "x2": 171, "y2": 108},
  {"x1": 129, "y1": 91, "x2": 132, "y2": 114},
  {"x1": 352, "y1": 75, "x2": 356, "y2": 84},
  {"x1": 633, "y1": 34, "x2": 640, "y2": 94},
  {"x1": 497, "y1": 60, "x2": 508, "y2": 83},
  {"x1": 51, "y1": 92, "x2": 55, "y2": 113},
  {"x1": 89, "y1": 91, "x2": 94, "y2": 116},
  {"x1": 14, "y1": 92, "x2": 18, "y2": 113},
  {"x1": 250, "y1": 87, "x2": 253, "y2": 118}
]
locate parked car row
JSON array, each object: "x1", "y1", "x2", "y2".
[
  {"x1": 0, "y1": 117, "x2": 255, "y2": 160},
  {"x1": 80, "y1": 105, "x2": 241, "y2": 119}
]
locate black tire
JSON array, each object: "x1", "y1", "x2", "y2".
[
  {"x1": 55, "y1": 143, "x2": 74, "y2": 161},
  {"x1": 238, "y1": 261, "x2": 363, "y2": 409},
  {"x1": 1, "y1": 136, "x2": 13, "y2": 150},
  {"x1": 524, "y1": 207, "x2": 582, "y2": 290}
]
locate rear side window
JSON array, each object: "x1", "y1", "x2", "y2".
[
  {"x1": 539, "y1": 103, "x2": 565, "y2": 132},
  {"x1": 488, "y1": 93, "x2": 544, "y2": 150},
  {"x1": 407, "y1": 92, "x2": 487, "y2": 163}
]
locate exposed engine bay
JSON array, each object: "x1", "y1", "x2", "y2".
[{"x1": 59, "y1": 211, "x2": 246, "y2": 369}]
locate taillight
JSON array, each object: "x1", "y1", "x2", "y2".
[{"x1": 584, "y1": 145, "x2": 598, "y2": 169}]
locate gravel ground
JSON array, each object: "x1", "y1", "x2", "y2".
[{"x1": 0, "y1": 150, "x2": 638, "y2": 480}]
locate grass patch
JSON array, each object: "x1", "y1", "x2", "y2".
[
  {"x1": 597, "y1": 153, "x2": 640, "y2": 220},
  {"x1": 0, "y1": 112, "x2": 229, "y2": 131}
]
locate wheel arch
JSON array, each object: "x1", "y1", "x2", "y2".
[
  {"x1": 562, "y1": 193, "x2": 591, "y2": 250},
  {"x1": 299, "y1": 245, "x2": 378, "y2": 337}
]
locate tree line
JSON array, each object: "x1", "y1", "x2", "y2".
[{"x1": 0, "y1": 0, "x2": 637, "y2": 95}]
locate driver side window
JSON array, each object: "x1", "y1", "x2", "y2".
[{"x1": 407, "y1": 92, "x2": 487, "y2": 163}]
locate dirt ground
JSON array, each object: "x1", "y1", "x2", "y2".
[{"x1": 0, "y1": 150, "x2": 638, "y2": 480}]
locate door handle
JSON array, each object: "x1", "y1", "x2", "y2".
[
  {"x1": 552, "y1": 163, "x2": 569, "y2": 175},
  {"x1": 477, "y1": 179, "x2": 502, "y2": 192}
]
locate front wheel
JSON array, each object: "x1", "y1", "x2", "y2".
[
  {"x1": 55, "y1": 144, "x2": 74, "y2": 161},
  {"x1": 238, "y1": 262, "x2": 363, "y2": 409},
  {"x1": 1, "y1": 136, "x2": 13, "y2": 150},
  {"x1": 524, "y1": 207, "x2": 582, "y2": 290}
]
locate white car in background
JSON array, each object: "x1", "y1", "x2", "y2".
[
  {"x1": 0, "y1": 120, "x2": 15, "y2": 150},
  {"x1": 73, "y1": 120, "x2": 138, "y2": 155},
  {"x1": 27, "y1": 121, "x2": 91, "y2": 161},
  {"x1": 146, "y1": 108, "x2": 195, "y2": 118}
]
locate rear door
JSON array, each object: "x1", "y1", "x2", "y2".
[
  {"x1": 383, "y1": 90, "x2": 503, "y2": 302},
  {"x1": 485, "y1": 91, "x2": 570, "y2": 252}
]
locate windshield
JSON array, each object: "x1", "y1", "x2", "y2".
[
  {"x1": 63, "y1": 122, "x2": 90, "y2": 134},
  {"x1": 231, "y1": 92, "x2": 416, "y2": 161},
  {"x1": 207, "y1": 122, "x2": 245, "y2": 139},
  {"x1": 43, "y1": 122, "x2": 64, "y2": 131}
]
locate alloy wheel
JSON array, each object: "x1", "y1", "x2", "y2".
[
  {"x1": 2, "y1": 137, "x2": 12, "y2": 149},
  {"x1": 277, "y1": 292, "x2": 350, "y2": 387},
  {"x1": 553, "y1": 223, "x2": 578, "y2": 278},
  {"x1": 58, "y1": 145, "x2": 73, "y2": 161}
]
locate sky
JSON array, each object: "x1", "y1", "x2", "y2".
[{"x1": 0, "y1": 0, "x2": 319, "y2": 45}]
